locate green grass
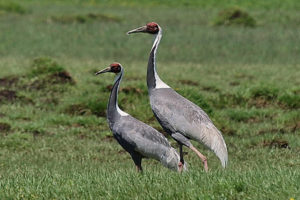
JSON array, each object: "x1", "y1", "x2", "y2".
[
  {"x1": 0, "y1": 0, "x2": 300, "y2": 199},
  {"x1": 0, "y1": 1, "x2": 26, "y2": 14}
]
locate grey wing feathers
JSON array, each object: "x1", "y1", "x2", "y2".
[
  {"x1": 128, "y1": 116, "x2": 170, "y2": 147},
  {"x1": 113, "y1": 116, "x2": 169, "y2": 147},
  {"x1": 112, "y1": 115, "x2": 184, "y2": 171},
  {"x1": 151, "y1": 88, "x2": 228, "y2": 167}
]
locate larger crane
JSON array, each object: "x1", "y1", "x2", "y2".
[
  {"x1": 95, "y1": 62, "x2": 186, "y2": 172},
  {"x1": 127, "y1": 22, "x2": 228, "y2": 172}
]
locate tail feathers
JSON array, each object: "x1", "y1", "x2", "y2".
[
  {"x1": 214, "y1": 143, "x2": 228, "y2": 168},
  {"x1": 198, "y1": 123, "x2": 228, "y2": 168},
  {"x1": 211, "y1": 130, "x2": 228, "y2": 168}
]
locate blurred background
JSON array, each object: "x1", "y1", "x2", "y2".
[{"x1": 0, "y1": 0, "x2": 299, "y2": 199}]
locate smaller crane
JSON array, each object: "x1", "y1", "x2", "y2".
[{"x1": 95, "y1": 62, "x2": 187, "y2": 172}]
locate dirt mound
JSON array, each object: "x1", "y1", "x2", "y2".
[
  {"x1": 0, "y1": 76, "x2": 19, "y2": 87},
  {"x1": 0, "y1": 57, "x2": 75, "y2": 107},
  {"x1": 213, "y1": 85, "x2": 294, "y2": 109},
  {"x1": 64, "y1": 104, "x2": 92, "y2": 116},
  {"x1": 219, "y1": 125, "x2": 236, "y2": 136},
  {"x1": 105, "y1": 84, "x2": 144, "y2": 95},
  {"x1": 0, "y1": 2, "x2": 26, "y2": 14},
  {"x1": 50, "y1": 71, "x2": 75, "y2": 84},
  {"x1": 201, "y1": 86, "x2": 220, "y2": 92},
  {"x1": 249, "y1": 97, "x2": 272, "y2": 108},
  {"x1": 278, "y1": 94, "x2": 300, "y2": 109},
  {"x1": 0, "y1": 89, "x2": 33, "y2": 104},
  {"x1": 49, "y1": 13, "x2": 121, "y2": 24},
  {"x1": 0, "y1": 122, "x2": 11, "y2": 132},
  {"x1": 0, "y1": 89, "x2": 18, "y2": 102},
  {"x1": 258, "y1": 128, "x2": 285, "y2": 135},
  {"x1": 213, "y1": 7, "x2": 256, "y2": 27},
  {"x1": 290, "y1": 121, "x2": 300, "y2": 132},
  {"x1": 262, "y1": 139, "x2": 290, "y2": 149},
  {"x1": 229, "y1": 81, "x2": 240, "y2": 86},
  {"x1": 27, "y1": 57, "x2": 75, "y2": 90},
  {"x1": 30, "y1": 57, "x2": 64, "y2": 75},
  {"x1": 103, "y1": 135, "x2": 114, "y2": 142},
  {"x1": 179, "y1": 80, "x2": 199, "y2": 86},
  {"x1": 121, "y1": 86, "x2": 143, "y2": 95},
  {"x1": 285, "y1": 120, "x2": 300, "y2": 133}
]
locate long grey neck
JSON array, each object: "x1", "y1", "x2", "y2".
[
  {"x1": 147, "y1": 27, "x2": 170, "y2": 92},
  {"x1": 107, "y1": 69, "x2": 128, "y2": 125}
]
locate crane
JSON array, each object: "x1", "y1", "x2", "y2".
[
  {"x1": 95, "y1": 62, "x2": 187, "y2": 172},
  {"x1": 127, "y1": 22, "x2": 228, "y2": 172}
]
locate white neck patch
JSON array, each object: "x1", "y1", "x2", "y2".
[
  {"x1": 114, "y1": 70, "x2": 129, "y2": 116},
  {"x1": 152, "y1": 29, "x2": 170, "y2": 89},
  {"x1": 117, "y1": 106, "x2": 129, "y2": 116}
]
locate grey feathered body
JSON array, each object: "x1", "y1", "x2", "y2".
[
  {"x1": 109, "y1": 114, "x2": 181, "y2": 171},
  {"x1": 145, "y1": 27, "x2": 228, "y2": 168},
  {"x1": 149, "y1": 88, "x2": 228, "y2": 167},
  {"x1": 104, "y1": 68, "x2": 183, "y2": 171}
]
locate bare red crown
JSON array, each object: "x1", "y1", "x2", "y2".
[
  {"x1": 110, "y1": 62, "x2": 121, "y2": 73},
  {"x1": 146, "y1": 22, "x2": 159, "y2": 34}
]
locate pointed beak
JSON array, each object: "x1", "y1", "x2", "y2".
[
  {"x1": 95, "y1": 67, "x2": 111, "y2": 75},
  {"x1": 127, "y1": 26, "x2": 147, "y2": 35}
]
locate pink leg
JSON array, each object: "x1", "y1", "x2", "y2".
[
  {"x1": 190, "y1": 146, "x2": 208, "y2": 172},
  {"x1": 178, "y1": 144, "x2": 184, "y2": 173},
  {"x1": 178, "y1": 162, "x2": 184, "y2": 173}
]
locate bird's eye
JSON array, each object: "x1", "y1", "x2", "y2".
[
  {"x1": 146, "y1": 23, "x2": 159, "y2": 34},
  {"x1": 111, "y1": 66, "x2": 121, "y2": 73}
]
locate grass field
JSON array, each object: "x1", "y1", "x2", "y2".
[{"x1": 0, "y1": 0, "x2": 299, "y2": 199}]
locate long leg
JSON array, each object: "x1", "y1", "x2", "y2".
[
  {"x1": 178, "y1": 144, "x2": 184, "y2": 172},
  {"x1": 131, "y1": 153, "x2": 143, "y2": 172},
  {"x1": 171, "y1": 132, "x2": 208, "y2": 172},
  {"x1": 190, "y1": 145, "x2": 208, "y2": 172}
]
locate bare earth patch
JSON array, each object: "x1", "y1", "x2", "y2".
[
  {"x1": 0, "y1": 76, "x2": 19, "y2": 87},
  {"x1": 0, "y1": 122, "x2": 11, "y2": 133},
  {"x1": 262, "y1": 139, "x2": 290, "y2": 149},
  {"x1": 179, "y1": 79, "x2": 199, "y2": 86},
  {"x1": 50, "y1": 71, "x2": 75, "y2": 85},
  {"x1": 0, "y1": 89, "x2": 18, "y2": 102},
  {"x1": 64, "y1": 104, "x2": 92, "y2": 116},
  {"x1": 48, "y1": 13, "x2": 121, "y2": 24},
  {"x1": 213, "y1": 7, "x2": 256, "y2": 27},
  {"x1": 105, "y1": 84, "x2": 144, "y2": 95},
  {"x1": 258, "y1": 128, "x2": 285, "y2": 135}
]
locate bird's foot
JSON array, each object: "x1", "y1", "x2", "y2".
[
  {"x1": 203, "y1": 158, "x2": 208, "y2": 172},
  {"x1": 136, "y1": 165, "x2": 143, "y2": 173},
  {"x1": 178, "y1": 162, "x2": 184, "y2": 173}
]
